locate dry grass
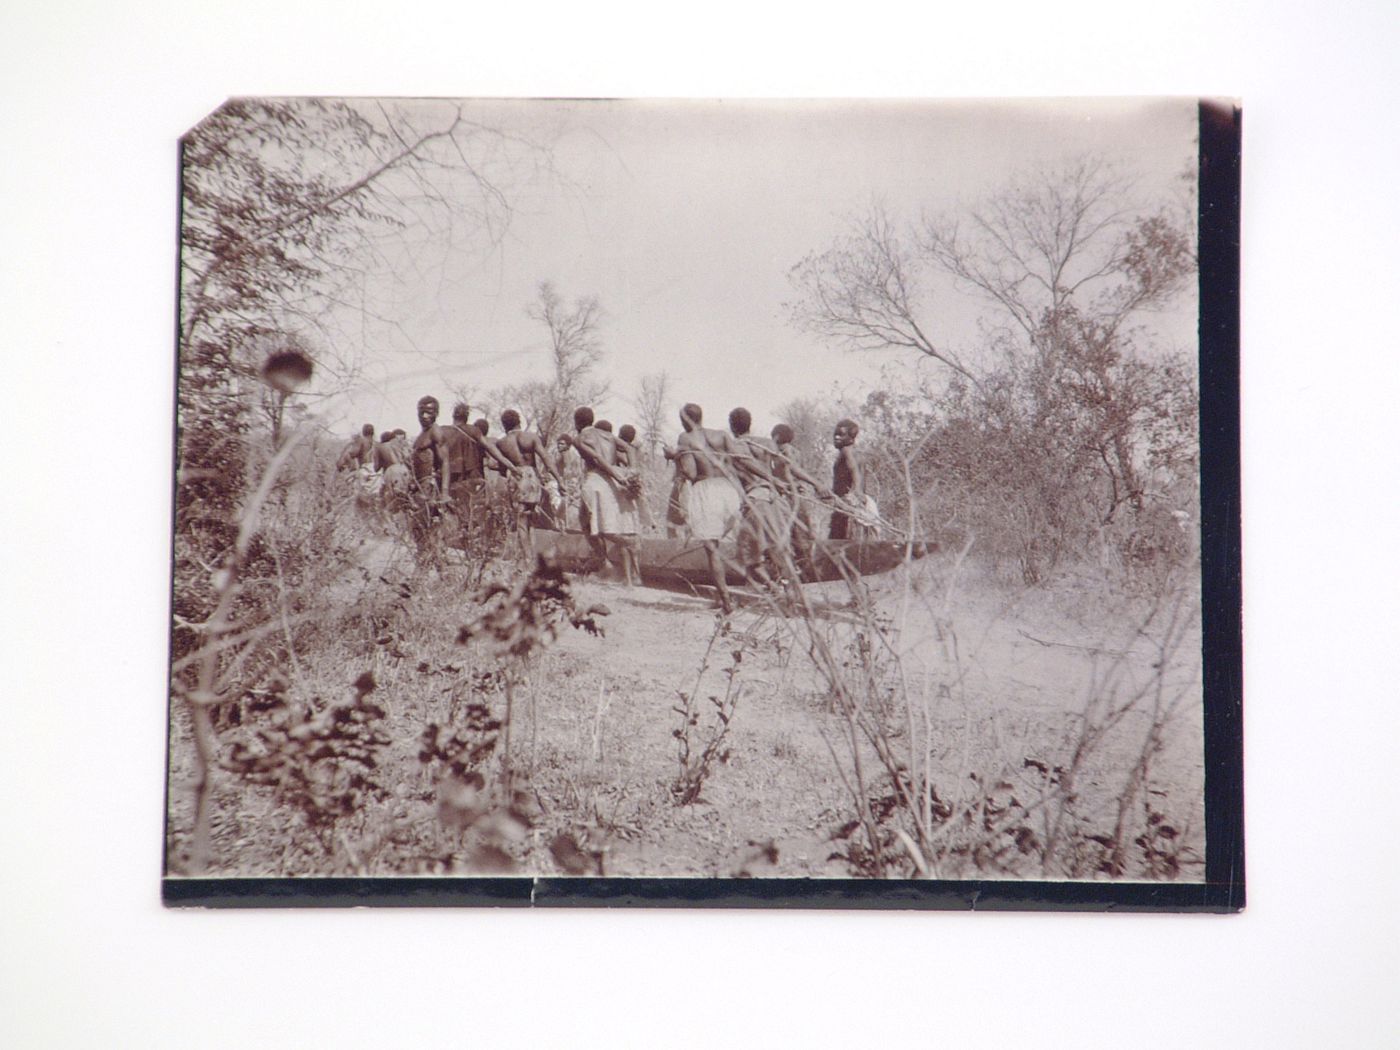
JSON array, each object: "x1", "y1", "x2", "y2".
[{"x1": 167, "y1": 445, "x2": 1204, "y2": 882}]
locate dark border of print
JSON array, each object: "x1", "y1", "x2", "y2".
[{"x1": 164, "y1": 99, "x2": 1243, "y2": 913}]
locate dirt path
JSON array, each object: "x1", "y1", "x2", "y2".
[
  {"x1": 167, "y1": 537, "x2": 1204, "y2": 881},
  {"x1": 511, "y1": 554, "x2": 1204, "y2": 879},
  {"x1": 532, "y1": 578, "x2": 854, "y2": 877}
]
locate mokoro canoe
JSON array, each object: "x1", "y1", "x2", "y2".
[{"x1": 530, "y1": 530, "x2": 932, "y2": 586}]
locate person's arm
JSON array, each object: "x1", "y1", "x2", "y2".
[
  {"x1": 543, "y1": 447, "x2": 564, "y2": 485},
  {"x1": 727, "y1": 435, "x2": 779, "y2": 488},
  {"x1": 473, "y1": 430, "x2": 520, "y2": 474},
  {"x1": 336, "y1": 440, "x2": 359, "y2": 471},
  {"x1": 780, "y1": 448, "x2": 830, "y2": 498},
  {"x1": 528, "y1": 433, "x2": 564, "y2": 485},
  {"x1": 573, "y1": 432, "x2": 626, "y2": 484}
]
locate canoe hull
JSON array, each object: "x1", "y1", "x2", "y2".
[{"x1": 530, "y1": 530, "x2": 930, "y2": 586}]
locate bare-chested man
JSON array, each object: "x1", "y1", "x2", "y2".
[
  {"x1": 828, "y1": 418, "x2": 868, "y2": 540},
  {"x1": 727, "y1": 407, "x2": 799, "y2": 606},
  {"x1": 496, "y1": 408, "x2": 564, "y2": 556},
  {"x1": 674, "y1": 402, "x2": 757, "y2": 613},
  {"x1": 616, "y1": 424, "x2": 654, "y2": 531},
  {"x1": 770, "y1": 422, "x2": 829, "y2": 577},
  {"x1": 560, "y1": 406, "x2": 639, "y2": 585},
  {"x1": 411, "y1": 398, "x2": 451, "y2": 497},
  {"x1": 337, "y1": 423, "x2": 376, "y2": 471},
  {"x1": 372, "y1": 430, "x2": 412, "y2": 517},
  {"x1": 407, "y1": 397, "x2": 455, "y2": 556},
  {"x1": 373, "y1": 431, "x2": 402, "y2": 472},
  {"x1": 474, "y1": 417, "x2": 505, "y2": 472},
  {"x1": 441, "y1": 403, "x2": 517, "y2": 549}
]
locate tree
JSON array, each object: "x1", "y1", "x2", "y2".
[
  {"x1": 632, "y1": 371, "x2": 672, "y2": 453},
  {"x1": 518, "y1": 280, "x2": 608, "y2": 439},
  {"x1": 178, "y1": 99, "x2": 534, "y2": 526},
  {"x1": 787, "y1": 155, "x2": 1199, "y2": 579},
  {"x1": 788, "y1": 203, "x2": 976, "y2": 381},
  {"x1": 174, "y1": 97, "x2": 543, "y2": 646},
  {"x1": 919, "y1": 157, "x2": 1194, "y2": 341},
  {"x1": 915, "y1": 159, "x2": 1194, "y2": 521}
]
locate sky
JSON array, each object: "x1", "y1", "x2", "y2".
[{"x1": 284, "y1": 97, "x2": 1200, "y2": 438}]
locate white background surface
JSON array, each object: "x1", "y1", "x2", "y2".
[{"x1": 3, "y1": 2, "x2": 1398, "y2": 1047}]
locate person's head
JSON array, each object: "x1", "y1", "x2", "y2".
[
  {"x1": 728, "y1": 407, "x2": 752, "y2": 436},
  {"x1": 618, "y1": 424, "x2": 637, "y2": 444},
  {"x1": 680, "y1": 403, "x2": 702, "y2": 432},
  {"x1": 361, "y1": 423, "x2": 375, "y2": 438},
  {"x1": 596, "y1": 419, "x2": 613, "y2": 433},
  {"x1": 573, "y1": 406, "x2": 594, "y2": 431},
  {"x1": 452, "y1": 402, "x2": 471, "y2": 424},
  {"x1": 833, "y1": 418, "x2": 860, "y2": 447},
  {"x1": 393, "y1": 429, "x2": 406, "y2": 439},
  {"x1": 380, "y1": 431, "x2": 394, "y2": 443},
  {"x1": 416, "y1": 396, "x2": 439, "y2": 427},
  {"x1": 501, "y1": 409, "x2": 521, "y2": 432},
  {"x1": 556, "y1": 434, "x2": 571, "y2": 453},
  {"x1": 473, "y1": 418, "x2": 489, "y2": 436},
  {"x1": 771, "y1": 423, "x2": 794, "y2": 447}
]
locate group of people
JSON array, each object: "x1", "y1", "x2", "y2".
[
  {"x1": 338, "y1": 396, "x2": 627, "y2": 561},
  {"x1": 660, "y1": 403, "x2": 871, "y2": 613},
  {"x1": 339, "y1": 393, "x2": 874, "y2": 612}
]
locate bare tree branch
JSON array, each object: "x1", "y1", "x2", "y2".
[{"x1": 787, "y1": 203, "x2": 976, "y2": 381}]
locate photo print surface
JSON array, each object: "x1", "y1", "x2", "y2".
[{"x1": 166, "y1": 97, "x2": 1241, "y2": 909}]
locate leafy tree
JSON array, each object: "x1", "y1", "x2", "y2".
[
  {"x1": 174, "y1": 98, "x2": 540, "y2": 643},
  {"x1": 177, "y1": 98, "x2": 534, "y2": 520},
  {"x1": 787, "y1": 156, "x2": 1199, "y2": 580}
]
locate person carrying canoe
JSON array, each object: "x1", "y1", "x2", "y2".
[
  {"x1": 443, "y1": 402, "x2": 518, "y2": 553},
  {"x1": 373, "y1": 428, "x2": 410, "y2": 489},
  {"x1": 593, "y1": 421, "x2": 642, "y2": 582},
  {"x1": 616, "y1": 424, "x2": 655, "y2": 532},
  {"x1": 674, "y1": 402, "x2": 755, "y2": 614},
  {"x1": 560, "y1": 406, "x2": 640, "y2": 585},
  {"x1": 770, "y1": 422, "x2": 829, "y2": 579},
  {"x1": 496, "y1": 408, "x2": 564, "y2": 558},
  {"x1": 728, "y1": 407, "x2": 801, "y2": 608},
  {"x1": 406, "y1": 396, "x2": 457, "y2": 559},
  {"x1": 336, "y1": 423, "x2": 376, "y2": 472}
]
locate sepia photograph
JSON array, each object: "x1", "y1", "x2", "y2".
[
  {"x1": 21, "y1": 0, "x2": 1400, "y2": 1040},
  {"x1": 164, "y1": 96, "x2": 1240, "y2": 906}
]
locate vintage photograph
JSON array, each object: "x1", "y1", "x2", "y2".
[{"x1": 166, "y1": 97, "x2": 1233, "y2": 903}]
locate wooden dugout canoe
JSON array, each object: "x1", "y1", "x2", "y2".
[{"x1": 530, "y1": 529, "x2": 932, "y2": 587}]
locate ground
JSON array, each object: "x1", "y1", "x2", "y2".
[{"x1": 166, "y1": 520, "x2": 1206, "y2": 883}]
